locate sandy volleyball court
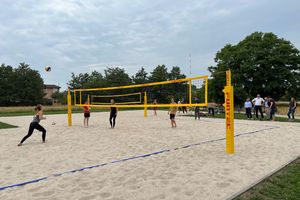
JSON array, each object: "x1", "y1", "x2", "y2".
[{"x1": 0, "y1": 110, "x2": 299, "y2": 200}]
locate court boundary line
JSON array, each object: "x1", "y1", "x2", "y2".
[{"x1": 0, "y1": 125, "x2": 280, "y2": 191}]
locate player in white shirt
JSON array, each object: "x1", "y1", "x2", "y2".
[{"x1": 252, "y1": 94, "x2": 265, "y2": 120}]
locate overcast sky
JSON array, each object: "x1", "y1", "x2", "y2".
[{"x1": 0, "y1": 0, "x2": 299, "y2": 89}]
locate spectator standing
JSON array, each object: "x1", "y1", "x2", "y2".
[
  {"x1": 244, "y1": 98, "x2": 253, "y2": 119},
  {"x1": 268, "y1": 97, "x2": 277, "y2": 121},
  {"x1": 252, "y1": 94, "x2": 265, "y2": 120},
  {"x1": 264, "y1": 97, "x2": 270, "y2": 118},
  {"x1": 287, "y1": 97, "x2": 297, "y2": 121}
]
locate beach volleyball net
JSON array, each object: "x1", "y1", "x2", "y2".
[
  {"x1": 91, "y1": 92, "x2": 143, "y2": 105},
  {"x1": 71, "y1": 75, "x2": 208, "y2": 108}
]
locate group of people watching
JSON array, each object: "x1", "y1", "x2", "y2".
[{"x1": 244, "y1": 94, "x2": 297, "y2": 121}]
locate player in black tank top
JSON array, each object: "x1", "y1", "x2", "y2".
[{"x1": 109, "y1": 99, "x2": 118, "y2": 128}]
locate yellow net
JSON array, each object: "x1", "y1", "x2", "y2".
[
  {"x1": 91, "y1": 92, "x2": 143, "y2": 105},
  {"x1": 72, "y1": 75, "x2": 208, "y2": 108}
]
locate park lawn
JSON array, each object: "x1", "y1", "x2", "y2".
[
  {"x1": 0, "y1": 121, "x2": 18, "y2": 129},
  {"x1": 234, "y1": 157, "x2": 300, "y2": 200},
  {"x1": 0, "y1": 107, "x2": 146, "y2": 117},
  {"x1": 207, "y1": 113, "x2": 300, "y2": 123}
]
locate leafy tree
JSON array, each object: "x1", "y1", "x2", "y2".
[
  {"x1": 52, "y1": 91, "x2": 67, "y2": 104},
  {"x1": 132, "y1": 67, "x2": 148, "y2": 84},
  {"x1": 68, "y1": 72, "x2": 91, "y2": 89},
  {"x1": 147, "y1": 65, "x2": 169, "y2": 103},
  {"x1": 168, "y1": 66, "x2": 187, "y2": 102},
  {"x1": 209, "y1": 32, "x2": 300, "y2": 104},
  {"x1": 148, "y1": 65, "x2": 169, "y2": 83},
  {"x1": 0, "y1": 64, "x2": 15, "y2": 105},
  {"x1": 68, "y1": 71, "x2": 105, "y2": 89},
  {"x1": 14, "y1": 63, "x2": 45, "y2": 105},
  {"x1": 168, "y1": 66, "x2": 186, "y2": 80},
  {"x1": 147, "y1": 65, "x2": 187, "y2": 103},
  {"x1": 104, "y1": 67, "x2": 132, "y2": 87}
]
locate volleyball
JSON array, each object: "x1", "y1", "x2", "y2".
[
  {"x1": 52, "y1": 122, "x2": 56, "y2": 125},
  {"x1": 45, "y1": 66, "x2": 51, "y2": 72}
]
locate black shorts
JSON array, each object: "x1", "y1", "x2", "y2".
[
  {"x1": 84, "y1": 113, "x2": 90, "y2": 118},
  {"x1": 170, "y1": 114, "x2": 175, "y2": 119}
]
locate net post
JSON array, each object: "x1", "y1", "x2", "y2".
[
  {"x1": 73, "y1": 90, "x2": 76, "y2": 106},
  {"x1": 189, "y1": 80, "x2": 192, "y2": 104},
  {"x1": 67, "y1": 88, "x2": 72, "y2": 127},
  {"x1": 224, "y1": 70, "x2": 234, "y2": 154},
  {"x1": 144, "y1": 92, "x2": 147, "y2": 117},
  {"x1": 79, "y1": 91, "x2": 82, "y2": 105},
  {"x1": 205, "y1": 77, "x2": 208, "y2": 105}
]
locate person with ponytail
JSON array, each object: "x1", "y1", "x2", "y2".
[{"x1": 18, "y1": 104, "x2": 47, "y2": 146}]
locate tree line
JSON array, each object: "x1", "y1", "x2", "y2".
[
  {"x1": 0, "y1": 63, "x2": 44, "y2": 106},
  {"x1": 1, "y1": 32, "x2": 299, "y2": 106}
]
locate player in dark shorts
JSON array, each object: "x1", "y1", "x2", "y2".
[
  {"x1": 168, "y1": 98, "x2": 177, "y2": 128},
  {"x1": 83, "y1": 100, "x2": 90, "y2": 127},
  {"x1": 268, "y1": 97, "x2": 277, "y2": 121},
  {"x1": 194, "y1": 97, "x2": 201, "y2": 120},
  {"x1": 18, "y1": 104, "x2": 47, "y2": 146},
  {"x1": 109, "y1": 99, "x2": 118, "y2": 128}
]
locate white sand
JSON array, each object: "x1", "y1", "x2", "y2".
[{"x1": 0, "y1": 110, "x2": 299, "y2": 200}]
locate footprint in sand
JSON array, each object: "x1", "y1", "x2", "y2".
[
  {"x1": 99, "y1": 192, "x2": 112, "y2": 198},
  {"x1": 184, "y1": 190, "x2": 195, "y2": 196},
  {"x1": 32, "y1": 190, "x2": 55, "y2": 197},
  {"x1": 78, "y1": 182, "x2": 90, "y2": 189},
  {"x1": 109, "y1": 198, "x2": 124, "y2": 200},
  {"x1": 150, "y1": 194, "x2": 166, "y2": 200},
  {"x1": 128, "y1": 184, "x2": 140, "y2": 190},
  {"x1": 170, "y1": 187, "x2": 182, "y2": 193},
  {"x1": 27, "y1": 185, "x2": 44, "y2": 193},
  {"x1": 78, "y1": 195, "x2": 97, "y2": 200},
  {"x1": 216, "y1": 182, "x2": 230, "y2": 188}
]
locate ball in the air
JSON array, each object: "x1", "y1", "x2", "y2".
[
  {"x1": 45, "y1": 66, "x2": 51, "y2": 72},
  {"x1": 52, "y1": 122, "x2": 56, "y2": 125}
]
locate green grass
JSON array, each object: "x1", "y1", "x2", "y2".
[
  {"x1": 0, "y1": 106, "x2": 146, "y2": 117},
  {"x1": 0, "y1": 109, "x2": 88, "y2": 117},
  {"x1": 222, "y1": 113, "x2": 300, "y2": 123},
  {"x1": 183, "y1": 112, "x2": 300, "y2": 123},
  {"x1": 0, "y1": 121, "x2": 18, "y2": 129},
  {"x1": 234, "y1": 157, "x2": 300, "y2": 200}
]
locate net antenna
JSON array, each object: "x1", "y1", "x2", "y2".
[{"x1": 189, "y1": 54, "x2": 192, "y2": 75}]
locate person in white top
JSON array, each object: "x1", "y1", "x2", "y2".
[
  {"x1": 252, "y1": 94, "x2": 265, "y2": 119},
  {"x1": 264, "y1": 97, "x2": 270, "y2": 118},
  {"x1": 177, "y1": 100, "x2": 182, "y2": 114},
  {"x1": 244, "y1": 98, "x2": 253, "y2": 119}
]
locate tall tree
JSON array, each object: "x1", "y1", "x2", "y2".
[
  {"x1": 0, "y1": 64, "x2": 15, "y2": 105},
  {"x1": 168, "y1": 66, "x2": 187, "y2": 102},
  {"x1": 68, "y1": 72, "x2": 91, "y2": 89},
  {"x1": 14, "y1": 63, "x2": 44, "y2": 105},
  {"x1": 104, "y1": 67, "x2": 132, "y2": 87},
  {"x1": 68, "y1": 71, "x2": 105, "y2": 89},
  {"x1": 168, "y1": 66, "x2": 186, "y2": 80},
  {"x1": 148, "y1": 65, "x2": 168, "y2": 82},
  {"x1": 209, "y1": 32, "x2": 300, "y2": 104},
  {"x1": 148, "y1": 65, "x2": 169, "y2": 102},
  {"x1": 132, "y1": 67, "x2": 148, "y2": 84}
]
